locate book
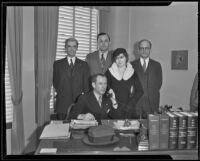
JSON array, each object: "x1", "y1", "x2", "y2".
[
  {"x1": 173, "y1": 112, "x2": 188, "y2": 149},
  {"x1": 148, "y1": 114, "x2": 160, "y2": 150},
  {"x1": 191, "y1": 112, "x2": 199, "y2": 149},
  {"x1": 159, "y1": 114, "x2": 169, "y2": 150},
  {"x1": 180, "y1": 111, "x2": 198, "y2": 149},
  {"x1": 166, "y1": 112, "x2": 179, "y2": 149}
]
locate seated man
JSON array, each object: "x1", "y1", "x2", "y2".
[{"x1": 70, "y1": 73, "x2": 120, "y2": 120}]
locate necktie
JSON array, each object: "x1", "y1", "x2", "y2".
[
  {"x1": 143, "y1": 59, "x2": 146, "y2": 72},
  {"x1": 70, "y1": 58, "x2": 73, "y2": 69},
  {"x1": 98, "y1": 95, "x2": 102, "y2": 108},
  {"x1": 100, "y1": 53, "x2": 106, "y2": 70}
]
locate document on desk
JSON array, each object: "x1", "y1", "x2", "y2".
[
  {"x1": 40, "y1": 148, "x2": 57, "y2": 154},
  {"x1": 40, "y1": 122, "x2": 70, "y2": 139}
]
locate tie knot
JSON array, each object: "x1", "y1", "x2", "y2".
[
  {"x1": 70, "y1": 58, "x2": 73, "y2": 64},
  {"x1": 99, "y1": 95, "x2": 102, "y2": 101},
  {"x1": 101, "y1": 53, "x2": 104, "y2": 60}
]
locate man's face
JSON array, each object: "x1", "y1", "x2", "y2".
[
  {"x1": 97, "y1": 35, "x2": 110, "y2": 53},
  {"x1": 65, "y1": 40, "x2": 78, "y2": 57},
  {"x1": 139, "y1": 41, "x2": 151, "y2": 59},
  {"x1": 92, "y1": 76, "x2": 107, "y2": 95}
]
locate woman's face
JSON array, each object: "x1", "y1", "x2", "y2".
[{"x1": 115, "y1": 53, "x2": 127, "y2": 68}]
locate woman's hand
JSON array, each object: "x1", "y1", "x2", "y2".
[{"x1": 108, "y1": 89, "x2": 118, "y2": 109}]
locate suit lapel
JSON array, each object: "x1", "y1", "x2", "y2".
[
  {"x1": 88, "y1": 92, "x2": 102, "y2": 113},
  {"x1": 61, "y1": 57, "x2": 72, "y2": 79},
  {"x1": 71, "y1": 58, "x2": 80, "y2": 77},
  {"x1": 104, "y1": 51, "x2": 112, "y2": 69}
]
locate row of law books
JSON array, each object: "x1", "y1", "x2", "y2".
[{"x1": 148, "y1": 111, "x2": 198, "y2": 150}]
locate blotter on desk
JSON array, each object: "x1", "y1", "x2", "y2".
[{"x1": 40, "y1": 122, "x2": 70, "y2": 139}]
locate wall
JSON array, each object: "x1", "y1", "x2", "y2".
[{"x1": 107, "y1": 2, "x2": 198, "y2": 110}]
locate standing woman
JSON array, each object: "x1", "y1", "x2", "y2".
[{"x1": 105, "y1": 48, "x2": 143, "y2": 119}]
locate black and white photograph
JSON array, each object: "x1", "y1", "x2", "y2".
[{"x1": 1, "y1": 1, "x2": 198, "y2": 160}]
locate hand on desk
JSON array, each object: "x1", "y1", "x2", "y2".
[{"x1": 77, "y1": 113, "x2": 95, "y2": 121}]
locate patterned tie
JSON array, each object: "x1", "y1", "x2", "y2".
[
  {"x1": 100, "y1": 53, "x2": 106, "y2": 71},
  {"x1": 143, "y1": 59, "x2": 146, "y2": 72},
  {"x1": 98, "y1": 95, "x2": 102, "y2": 108}
]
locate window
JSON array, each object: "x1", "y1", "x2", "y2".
[
  {"x1": 5, "y1": 51, "x2": 13, "y2": 123},
  {"x1": 49, "y1": 6, "x2": 99, "y2": 112}
]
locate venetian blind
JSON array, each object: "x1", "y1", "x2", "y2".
[
  {"x1": 5, "y1": 52, "x2": 13, "y2": 123},
  {"x1": 49, "y1": 6, "x2": 99, "y2": 111}
]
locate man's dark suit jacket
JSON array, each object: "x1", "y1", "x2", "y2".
[
  {"x1": 86, "y1": 50, "x2": 113, "y2": 75},
  {"x1": 70, "y1": 91, "x2": 121, "y2": 120},
  {"x1": 131, "y1": 58, "x2": 162, "y2": 116},
  {"x1": 53, "y1": 57, "x2": 90, "y2": 115}
]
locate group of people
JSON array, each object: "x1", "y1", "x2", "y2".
[{"x1": 53, "y1": 32, "x2": 163, "y2": 120}]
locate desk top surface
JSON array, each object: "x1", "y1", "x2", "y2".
[{"x1": 35, "y1": 120, "x2": 198, "y2": 155}]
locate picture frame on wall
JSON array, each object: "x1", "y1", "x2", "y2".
[{"x1": 171, "y1": 50, "x2": 188, "y2": 70}]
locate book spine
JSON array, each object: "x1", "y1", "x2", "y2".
[
  {"x1": 148, "y1": 114, "x2": 160, "y2": 150},
  {"x1": 187, "y1": 113, "x2": 197, "y2": 149},
  {"x1": 168, "y1": 114, "x2": 179, "y2": 149},
  {"x1": 177, "y1": 113, "x2": 187, "y2": 149},
  {"x1": 159, "y1": 114, "x2": 169, "y2": 150}
]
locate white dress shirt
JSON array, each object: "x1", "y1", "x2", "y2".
[
  {"x1": 140, "y1": 57, "x2": 149, "y2": 69},
  {"x1": 99, "y1": 50, "x2": 108, "y2": 60},
  {"x1": 67, "y1": 56, "x2": 76, "y2": 65}
]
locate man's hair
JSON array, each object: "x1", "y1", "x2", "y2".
[
  {"x1": 91, "y1": 73, "x2": 107, "y2": 83},
  {"x1": 65, "y1": 38, "x2": 79, "y2": 48},
  {"x1": 97, "y1": 32, "x2": 110, "y2": 41},
  {"x1": 138, "y1": 39, "x2": 152, "y2": 49}
]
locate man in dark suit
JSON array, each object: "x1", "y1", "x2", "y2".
[
  {"x1": 70, "y1": 74, "x2": 120, "y2": 120},
  {"x1": 53, "y1": 38, "x2": 90, "y2": 120},
  {"x1": 86, "y1": 32, "x2": 113, "y2": 76},
  {"x1": 131, "y1": 39, "x2": 162, "y2": 119}
]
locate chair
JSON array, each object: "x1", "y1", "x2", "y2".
[{"x1": 65, "y1": 103, "x2": 75, "y2": 120}]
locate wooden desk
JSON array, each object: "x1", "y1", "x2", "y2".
[{"x1": 35, "y1": 120, "x2": 198, "y2": 160}]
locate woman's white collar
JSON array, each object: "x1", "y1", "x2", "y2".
[{"x1": 109, "y1": 62, "x2": 134, "y2": 81}]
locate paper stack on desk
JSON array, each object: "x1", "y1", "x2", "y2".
[
  {"x1": 40, "y1": 122, "x2": 70, "y2": 139},
  {"x1": 70, "y1": 120, "x2": 98, "y2": 129}
]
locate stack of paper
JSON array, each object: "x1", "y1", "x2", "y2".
[
  {"x1": 138, "y1": 140, "x2": 149, "y2": 151},
  {"x1": 70, "y1": 120, "x2": 98, "y2": 129},
  {"x1": 40, "y1": 123, "x2": 70, "y2": 139}
]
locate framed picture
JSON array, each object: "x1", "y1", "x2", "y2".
[{"x1": 171, "y1": 50, "x2": 188, "y2": 70}]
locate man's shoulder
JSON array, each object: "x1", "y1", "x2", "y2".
[
  {"x1": 76, "y1": 58, "x2": 87, "y2": 64},
  {"x1": 130, "y1": 58, "x2": 140, "y2": 65},
  {"x1": 78, "y1": 91, "x2": 92, "y2": 101},
  {"x1": 86, "y1": 51, "x2": 98, "y2": 58},
  {"x1": 150, "y1": 58, "x2": 161, "y2": 65},
  {"x1": 54, "y1": 57, "x2": 66, "y2": 65}
]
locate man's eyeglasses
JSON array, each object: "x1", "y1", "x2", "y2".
[{"x1": 139, "y1": 47, "x2": 150, "y2": 51}]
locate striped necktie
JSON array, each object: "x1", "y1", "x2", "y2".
[
  {"x1": 98, "y1": 95, "x2": 102, "y2": 108},
  {"x1": 100, "y1": 53, "x2": 106, "y2": 70}
]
